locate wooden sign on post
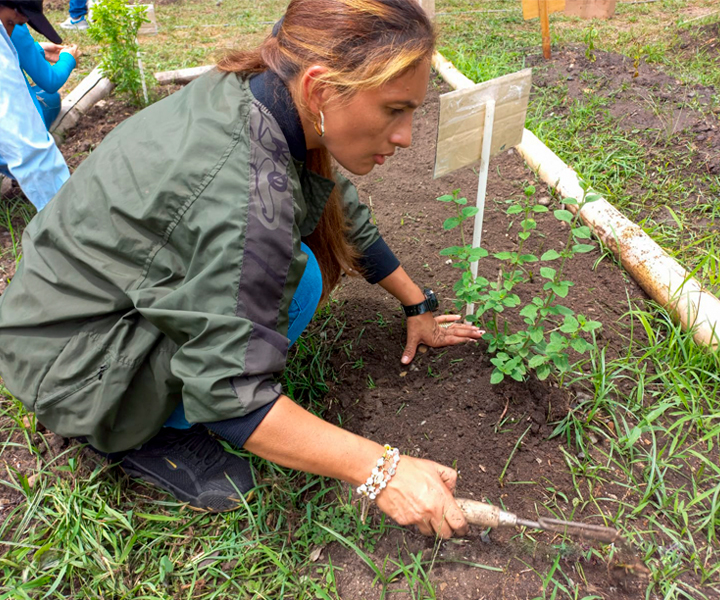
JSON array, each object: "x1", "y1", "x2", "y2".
[
  {"x1": 521, "y1": 0, "x2": 565, "y2": 19},
  {"x1": 434, "y1": 69, "x2": 532, "y2": 179},
  {"x1": 434, "y1": 69, "x2": 532, "y2": 315},
  {"x1": 416, "y1": 0, "x2": 434, "y2": 21},
  {"x1": 522, "y1": 0, "x2": 565, "y2": 59},
  {"x1": 565, "y1": 0, "x2": 616, "y2": 19}
]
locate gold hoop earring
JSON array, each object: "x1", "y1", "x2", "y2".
[{"x1": 314, "y1": 110, "x2": 325, "y2": 137}]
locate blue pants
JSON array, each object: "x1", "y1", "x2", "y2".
[
  {"x1": 32, "y1": 87, "x2": 61, "y2": 130},
  {"x1": 164, "y1": 242, "x2": 322, "y2": 428},
  {"x1": 69, "y1": 0, "x2": 88, "y2": 20}
]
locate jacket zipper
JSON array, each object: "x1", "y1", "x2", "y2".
[{"x1": 36, "y1": 364, "x2": 109, "y2": 411}]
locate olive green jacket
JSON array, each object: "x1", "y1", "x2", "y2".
[{"x1": 0, "y1": 71, "x2": 380, "y2": 452}]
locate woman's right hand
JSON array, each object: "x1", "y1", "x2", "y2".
[
  {"x1": 374, "y1": 455, "x2": 468, "y2": 538},
  {"x1": 60, "y1": 44, "x2": 80, "y2": 61}
]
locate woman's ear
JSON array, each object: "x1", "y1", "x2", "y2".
[{"x1": 299, "y1": 65, "x2": 330, "y2": 115}]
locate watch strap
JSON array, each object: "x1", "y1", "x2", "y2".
[{"x1": 402, "y1": 288, "x2": 438, "y2": 317}]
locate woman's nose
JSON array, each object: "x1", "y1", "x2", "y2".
[{"x1": 390, "y1": 115, "x2": 413, "y2": 149}]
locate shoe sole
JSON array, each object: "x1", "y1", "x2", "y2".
[{"x1": 121, "y1": 463, "x2": 249, "y2": 513}]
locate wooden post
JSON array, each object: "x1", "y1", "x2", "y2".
[{"x1": 538, "y1": 0, "x2": 551, "y2": 59}]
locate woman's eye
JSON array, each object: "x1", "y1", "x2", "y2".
[{"x1": 389, "y1": 107, "x2": 405, "y2": 116}]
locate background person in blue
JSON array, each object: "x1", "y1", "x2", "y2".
[
  {"x1": 0, "y1": 0, "x2": 70, "y2": 210},
  {"x1": 11, "y1": 20, "x2": 79, "y2": 129},
  {"x1": 59, "y1": 0, "x2": 89, "y2": 30}
]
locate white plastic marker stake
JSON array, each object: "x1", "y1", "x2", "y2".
[
  {"x1": 431, "y1": 59, "x2": 532, "y2": 319},
  {"x1": 137, "y1": 43, "x2": 149, "y2": 105},
  {"x1": 467, "y1": 98, "x2": 495, "y2": 318}
]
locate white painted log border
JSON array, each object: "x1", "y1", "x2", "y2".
[
  {"x1": 432, "y1": 51, "x2": 720, "y2": 351},
  {"x1": 50, "y1": 66, "x2": 115, "y2": 136},
  {"x1": 154, "y1": 64, "x2": 214, "y2": 85}
]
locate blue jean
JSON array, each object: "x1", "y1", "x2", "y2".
[
  {"x1": 32, "y1": 87, "x2": 61, "y2": 130},
  {"x1": 69, "y1": 0, "x2": 88, "y2": 20},
  {"x1": 164, "y1": 242, "x2": 322, "y2": 429}
]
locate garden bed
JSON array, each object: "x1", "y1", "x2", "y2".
[{"x1": 319, "y1": 79, "x2": 653, "y2": 599}]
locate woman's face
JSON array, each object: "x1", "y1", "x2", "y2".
[{"x1": 319, "y1": 61, "x2": 431, "y2": 175}]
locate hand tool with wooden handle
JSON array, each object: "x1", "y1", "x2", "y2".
[{"x1": 456, "y1": 498, "x2": 620, "y2": 543}]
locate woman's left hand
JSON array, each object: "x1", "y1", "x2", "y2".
[
  {"x1": 39, "y1": 42, "x2": 63, "y2": 63},
  {"x1": 401, "y1": 313, "x2": 484, "y2": 364}
]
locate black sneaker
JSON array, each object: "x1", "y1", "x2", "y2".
[{"x1": 121, "y1": 425, "x2": 254, "y2": 512}]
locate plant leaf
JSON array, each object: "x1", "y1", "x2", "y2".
[
  {"x1": 490, "y1": 370, "x2": 504, "y2": 384},
  {"x1": 570, "y1": 337, "x2": 590, "y2": 353},
  {"x1": 559, "y1": 315, "x2": 579, "y2": 333},
  {"x1": 581, "y1": 320, "x2": 602, "y2": 332},
  {"x1": 443, "y1": 217, "x2": 462, "y2": 230},
  {"x1": 439, "y1": 246, "x2": 460, "y2": 256},
  {"x1": 550, "y1": 282, "x2": 570, "y2": 297},
  {"x1": 541, "y1": 249, "x2": 561, "y2": 261},
  {"x1": 528, "y1": 354, "x2": 547, "y2": 368},
  {"x1": 519, "y1": 304, "x2": 538, "y2": 320},
  {"x1": 554, "y1": 209, "x2": 573, "y2": 223},
  {"x1": 540, "y1": 267, "x2": 556, "y2": 280},
  {"x1": 572, "y1": 226, "x2": 592, "y2": 239},
  {"x1": 494, "y1": 251, "x2": 513, "y2": 260},
  {"x1": 536, "y1": 364, "x2": 551, "y2": 380}
]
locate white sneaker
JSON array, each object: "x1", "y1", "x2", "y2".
[{"x1": 59, "y1": 16, "x2": 89, "y2": 30}]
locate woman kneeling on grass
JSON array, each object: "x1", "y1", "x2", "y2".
[{"x1": 0, "y1": 0, "x2": 484, "y2": 537}]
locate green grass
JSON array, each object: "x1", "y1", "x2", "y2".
[
  {"x1": 0, "y1": 310, "x2": 393, "y2": 599},
  {"x1": 42, "y1": 0, "x2": 289, "y2": 95},
  {"x1": 551, "y1": 304, "x2": 720, "y2": 598}
]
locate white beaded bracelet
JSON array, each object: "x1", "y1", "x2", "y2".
[{"x1": 356, "y1": 444, "x2": 400, "y2": 501}]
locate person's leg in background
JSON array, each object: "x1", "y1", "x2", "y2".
[
  {"x1": 60, "y1": 0, "x2": 89, "y2": 30},
  {"x1": 122, "y1": 242, "x2": 323, "y2": 511},
  {"x1": 32, "y1": 87, "x2": 61, "y2": 130}
]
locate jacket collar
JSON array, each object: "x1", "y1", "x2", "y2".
[
  {"x1": 249, "y1": 70, "x2": 307, "y2": 162},
  {"x1": 249, "y1": 69, "x2": 336, "y2": 236}
]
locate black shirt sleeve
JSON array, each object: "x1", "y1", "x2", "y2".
[
  {"x1": 359, "y1": 236, "x2": 401, "y2": 284},
  {"x1": 204, "y1": 399, "x2": 277, "y2": 448}
]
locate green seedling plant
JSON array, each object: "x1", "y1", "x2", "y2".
[
  {"x1": 438, "y1": 185, "x2": 602, "y2": 385},
  {"x1": 88, "y1": 0, "x2": 148, "y2": 105},
  {"x1": 584, "y1": 25, "x2": 599, "y2": 62}
]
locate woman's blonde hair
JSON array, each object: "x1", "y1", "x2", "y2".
[{"x1": 218, "y1": 0, "x2": 435, "y2": 301}]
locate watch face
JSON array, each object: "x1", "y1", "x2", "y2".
[{"x1": 424, "y1": 289, "x2": 439, "y2": 311}]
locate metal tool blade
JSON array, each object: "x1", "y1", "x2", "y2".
[{"x1": 537, "y1": 517, "x2": 620, "y2": 543}]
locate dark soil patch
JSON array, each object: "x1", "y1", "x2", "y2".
[
  {"x1": 60, "y1": 96, "x2": 139, "y2": 171},
  {"x1": 677, "y1": 20, "x2": 720, "y2": 63},
  {"x1": 529, "y1": 46, "x2": 719, "y2": 174},
  {"x1": 43, "y1": 0, "x2": 66, "y2": 12},
  {"x1": 321, "y1": 80, "x2": 655, "y2": 599}
]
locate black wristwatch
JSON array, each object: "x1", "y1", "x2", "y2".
[{"x1": 402, "y1": 288, "x2": 439, "y2": 317}]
